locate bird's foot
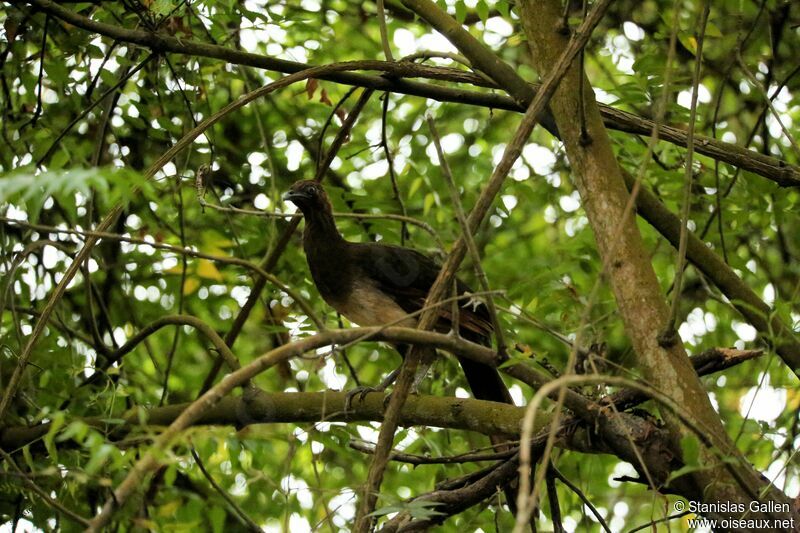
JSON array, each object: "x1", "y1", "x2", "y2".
[
  {"x1": 344, "y1": 368, "x2": 402, "y2": 412},
  {"x1": 344, "y1": 385, "x2": 388, "y2": 412}
]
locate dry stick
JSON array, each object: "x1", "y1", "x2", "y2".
[
  {"x1": 514, "y1": 0, "x2": 674, "y2": 523},
  {"x1": 512, "y1": 374, "x2": 764, "y2": 531},
  {"x1": 600, "y1": 347, "x2": 764, "y2": 411},
  {"x1": 197, "y1": 86, "x2": 374, "y2": 395},
  {"x1": 377, "y1": 0, "x2": 394, "y2": 62},
  {"x1": 84, "y1": 325, "x2": 524, "y2": 531},
  {"x1": 381, "y1": 95, "x2": 409, "y2": 243},
  {"x1": 515, "y1": 0, "x2": 710, "y2": 523},
  {"x1": 353, "y1": 1, "x2": 611, "y2": 528},
  {"x1": 0, "y1": 61, "x2": 404, "y2": 425},
  {"x1": 22, "y1": 0, "x2": 800, "y2": 187},
  {"x1": 664, "y1": 1, "x2": 710, "y2": 339},
  {"x1": 426, "y1": 115, "x2": 506, "y2": 355}
]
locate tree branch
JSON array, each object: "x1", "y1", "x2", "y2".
[
  {"x1": 19, "y1": 0, "x2": 800, "y2": 187},
  {"x1": 0, "y1": 391, "x2": 529, "y2": 453},
  {"x1": 0, "y1": 60, "x2": 421, "y2": 424},
  {"x1": 517, "y1": 0, "x2": 796, "y2": 524}
]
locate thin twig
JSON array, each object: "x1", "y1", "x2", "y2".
[
  {"x1": 316, "y1": 86, "x2": 358, "y2": 173},
  {"x1": 427, "y1": 115, "x2": 506, "y2": 355},
  {"x1": 18, "y1": 14, "x2": 47, "y2": 130},
  {"x1": 0, "y1": 448, "x2": 91, "y2": 527},
  {"x1": 192, "y1": 198, "x2": 441, "y2": 246},
  {"x1": 377, "y1": 0, "x2": 394, "y2": 62},
  {"x1": 349, "y1": 440, "x2": 516, "y2": 465},
  {"x1": 36, "y1": 52, "x2": 155, "y2": 166},
  {"x1": 736, "y1": 55, "x2": 800, "y2": 157},
  {"x1": 381, "y1": 93, "x2": 409, "y2": 243},
  {"x1": 190, "y1": 449, "x2": 262, "y2": 532},
  {"x1": 663, "y1": 1, "x2": 710, "y2": 340},
  {"x1": 550, "y1": 466, "x2": 611, "y2": 532},
  {"x1": 0, "y1": 61, "x2": 423, "y2": 423}
]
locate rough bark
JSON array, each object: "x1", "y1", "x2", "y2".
[{"x1": 517, "y1": 0, "x2": 796, "y2": 524}]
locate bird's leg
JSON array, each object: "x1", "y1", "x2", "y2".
[
  {"x1": 344, "y1": 345, "x2": 438, "y2": 411},
  {"x1": 410, "y1": 346, "x2": 438, "y2": 394},
  {"x1": 344, "y1": 367, "x2": 400, "y2": 411}
]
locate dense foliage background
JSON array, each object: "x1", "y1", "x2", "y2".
[{"x1": 0, "y1": 0, "x2": 798, "y2": 531}]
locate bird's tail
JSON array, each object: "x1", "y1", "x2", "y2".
[
  {"x1": 457, "y1": 332, "x2": 520, "y2": 515},
  {"x1": 457, "y1": 355, "x2": 514, "y2": 405},
  {"x1": 457, "y1": 330, "x2": 514, "y2": 406}
]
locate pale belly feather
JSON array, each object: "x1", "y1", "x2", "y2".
[{"x1": 329, "y1": 282, "x2": 417, "y2": 329}]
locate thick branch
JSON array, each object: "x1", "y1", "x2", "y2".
[
  {"x1": 0, "y1": 392, "x2": 528, "y2": 452},
  {"x1": 622, "y1": 170, "x2": 800, "y2": 377},
  {"x1": 81, "y1": 324, "x2": 533, "y2": 530},
  {"x1": 517, "y1": 0, "x2": 794, "y2": 521}
]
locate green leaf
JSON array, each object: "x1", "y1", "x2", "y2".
[
  {"x1": 85, "y1": 443, "x2": 114, "y2": 474},
  {"x1": 43, "y1": 411, "x2": 66, "y2": 465},
  {"x1": 0, "y1": 166, "x2": 151, "y2": 222},
  {"x1": 57, "y1": 420, "x2": 89, "y2": 444},
  {"x1": 680, "y1": 434, "x2": 700, "y2": 467},
  {"x1": 497, "y1": 0, "x2": 511, "y2": 18},
  {"x1": 476, "y1": 0, "x2": 489, "y2": 22},
  {"x1": 455, "y1": 0, "x2": 467, "y2": 23},
  {"x1": 152, "y1": 0, "x2": 175, "y2": 17},
  {"x1": 209, "y1": 506, "x2": 226, "y2": 533}
]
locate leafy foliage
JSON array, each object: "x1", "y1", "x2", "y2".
[{"x1": 0, "y1": 0, "x2": 798, "y2": 531}]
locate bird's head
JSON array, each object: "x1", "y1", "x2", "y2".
[{"x1": 283, "y1": 180, "x2": 331, "y2": 213}]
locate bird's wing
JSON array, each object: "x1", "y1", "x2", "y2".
[{"x1": 351, "y1": 243, "x2": 493, "y2": 340}]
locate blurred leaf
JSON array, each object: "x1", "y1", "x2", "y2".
[{"x1": 196, "y1": 259, "x2": 223, "y2": 280}]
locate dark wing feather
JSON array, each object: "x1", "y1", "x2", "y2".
[{"x1": 350, "y1": 243, "x2": 493, "y2": 340}]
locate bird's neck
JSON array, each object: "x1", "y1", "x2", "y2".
[{"x1": 303, "y1": 207, "x2": 345, "y2": 250}]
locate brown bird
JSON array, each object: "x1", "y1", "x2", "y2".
[{"x1": 284, "y1": 179, "x2": 513, "y2": 406}]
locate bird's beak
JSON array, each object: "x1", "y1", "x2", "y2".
[{"x1": 283, "y1": 190, "x2": 308, "y2": 203}]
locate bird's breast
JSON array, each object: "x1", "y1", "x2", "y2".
[{"x1": 329, "y1": 280, "x2": 417, "y2": 328}]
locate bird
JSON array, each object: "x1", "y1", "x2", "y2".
[{"x1": 283, "y1": 179, "x2": 514, "y2": 407}]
